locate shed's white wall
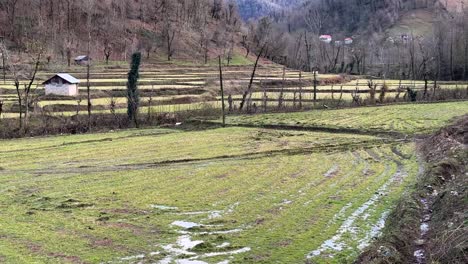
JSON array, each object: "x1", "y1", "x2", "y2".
[{"x1": 45, "y1": 84, "x2": 78, "y2": 96}]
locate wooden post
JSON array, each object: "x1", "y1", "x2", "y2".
[
  {"x1": 313, "y1": 68, "x2": 318, "y2": 106},
  {"x1": 219, "y1": 56, "x2": 226, "y2": 127},
  {"x1": 299, "y1": 71, "x2": 303, "y2": 109},
  {"x1": 0, "y1": 37, "x2": 6, "y2": 84}
]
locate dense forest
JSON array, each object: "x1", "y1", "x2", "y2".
[
  {"x1": 0, "y1": 0, "x2": 242, "y2": 64},
  {"x1": 1, "y1": 0, "x2": 467, "y2": 80},
  {"x1": 241, "y1": 0, "x2": 468, "y2": 80}
]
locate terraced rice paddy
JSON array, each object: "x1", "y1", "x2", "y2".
[
  {"x1": 1, "y1": 59, "x2": 466, "y2": 118},
  {"x1": 1, "y1": 102, "x2": 466, "y2": 263}
]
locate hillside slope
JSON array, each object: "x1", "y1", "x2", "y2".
[
  {"x1": 236, "y1": 0, "x2": 304, "y2": 20},
  {"x1": 0, "y1": 0, "x2": 242, "y2": 65}
]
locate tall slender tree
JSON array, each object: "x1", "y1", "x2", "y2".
[{"x1": 127, "y1": 52, "x2": 142, "y2": 128}]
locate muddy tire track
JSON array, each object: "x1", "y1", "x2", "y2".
[
  {"x1": 306, "y1": 154, "x2": 408, "y2": 260},
  {"x1": 200, "y1": 121, "x2": 408, "y2": 139},
  {"x1": 1, "y1": 141, "x2": 398, "y2": 176}
]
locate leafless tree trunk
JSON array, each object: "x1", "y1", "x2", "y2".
[
  {"x1": 104, "y1": 43, "x2": 112, "y2": 64},
  {"x1": 313, "y1": 68, "x2": 318, "y2": 105},
  {"x1": 23, "y1": 52, "x2": 42, "y2": 128},
  {"x1": 218, "y1": 56, "x2": 226, "y2": 127},
  {"x1": 239, "y1": 46, "x2": 264, "y2": 111},
  {"x1": 14, "y1": 79, "x2": 22, "y2": 128},
  {"x1": 0, "y1": 38, "x2": 7, "y2": 84},
  {"x1": 85, "y1": 0, "x2": 93, "y2": 130},
  {"x1": 278, "y1": 67, "x2": 285, "y2": 109},
  {"x1": 86, "y1": 54, "x2": 91, "y2": 130}
]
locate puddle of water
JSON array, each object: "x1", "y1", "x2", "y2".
[
  {"x1": 177, "y1": 211, "x2": 209, "y2": 216},
  {"x1": 120, "y1": 254, "x2": 145, "y2": 261},
  {"x1": 420, "y1": 223, "x2": 429, "y2": 236},
  {"x1": 160, "y1": 242, "x2": 249, "y2": 264},
  {"x1": 309, "y1": 239, "x2": 345, "y2": 256},
  {"x1": 199, "y1": 247, "x2": 251, "y2": 258},
  {"x1": 357, "y1": 211, "x2": 390, "y2": 250},
  {"x1": 307, "y1": 167, "x2": 405, "y2": 259},
  {"x1": 414, "y1": 197, "x2": 432, "y2": 263},
  {"x1": 196, "y1": 228, "x2": 244, "y2": 235},
  {"x1": 176, "y1": 260, "x2": 208, "y2": 264},
  {"x1": 177, "y1": 235, "x2": 204, "y2": 250},
  {"x1": 414, "y1": 249, "x2": 425, "y2": 262},
  {"x1": 151, "y1": 204, "x2": 179, "y2": 210},
  {"x1": 172, "y1": 221, "x2": 201, "y2": 229},
  {"x1": 176, "y1": 210, "x2": 223, "y2": 219},
  {"x1": 123, "y1": 202, "x2": 248, "y2": 264},
  {"x1": 216, "y1": 242, "x2": 231, "y2": 248}
]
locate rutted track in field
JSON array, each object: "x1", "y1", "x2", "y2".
[
  {"x1": 222, "y1": 123, "x2": 407, "y2": 138},
  {"x1": 0, "y1": 140, "x2": 398, "y2": 176},
  {"x1": 306, "y1": 148, "x2": 410, "y2": 262}
]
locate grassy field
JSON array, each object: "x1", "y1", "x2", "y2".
[
  {"x1": 2, "y1": 102, "x2": 466, "y2": 263},
  {"x1": 225, "y1": 101, "x2": 468, "y2": 135}
]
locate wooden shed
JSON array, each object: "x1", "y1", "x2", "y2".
[
  {"x1": 43, "y1": 74, "x2": 80, "y2": 96},
  {"x1": 74, "y1": 55, "x2": 90, "y2": 65}
]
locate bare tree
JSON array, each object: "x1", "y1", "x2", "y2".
[
  {"x1": 239, "y1": 46, "x2": 265, "y2": 112},
  {"x1": 83, "y1": 0, "x2": 95, "y2": 130},
  {"x1": 12, "y1": 46, "x2": 43, "y2": 131},
  {"x1": 0, "y1": 38, "x2": 7, "y2": 84},
  {"x1": 219, "y1": 56, "x2": 226, "y2": 127}
]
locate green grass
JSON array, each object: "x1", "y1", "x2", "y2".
[
  {"x1": 225, "y1": 101, "x2": 468, "y2": 135},
  {"x1": 0, "y1": 123, "x2": 420, "y2": 263}
]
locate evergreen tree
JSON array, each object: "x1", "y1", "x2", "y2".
[{"x1": 127, "y1": 52, "x2": 141, "y2": 127}]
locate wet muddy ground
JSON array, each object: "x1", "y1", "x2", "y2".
[{"x1": 3, "y1": 103, "x2": 465, "y2": 263}]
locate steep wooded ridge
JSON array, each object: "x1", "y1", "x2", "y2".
[
  {"x1": 239, "y1": 0, "x2": 468, "y2": 80},
  {"x1": 276, "y1": 0, "x2": 441, "y2": 33},
  {"x1": 1, "y1": 0, "x2": 467, "y2": 80},
  {"x1": 0, "y1": 0, "x2": 242, "y2": 63}
]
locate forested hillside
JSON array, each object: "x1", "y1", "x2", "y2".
[
  {"x1": 0, "y1": 0, "x2": 242, "y2": 64},
  {"x1": 235, "y1": 0, "x2": 303, "y2": 20},
  {"x1": 1, "y1": 0, "x2": 467, "y2": 80},
  {"x1": 287, "y1": 0, "x2": 440, "y2": 34},
  {"x1": 239, "y1": 0, "x2": 468, "y2": 80}
]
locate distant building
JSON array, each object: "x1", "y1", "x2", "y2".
[
  {"x1": 43, "y1": 74, "x2": 80, "y2": 96},
  {"x1": 319, "y1": 35, "x2": 332, "y2": 44},
  {"x1": 344, "y1": 38, "x2": 353, "y2": 45},
  {"x1": 74, "y1": 55, "x2": 91, "y2": 65}
]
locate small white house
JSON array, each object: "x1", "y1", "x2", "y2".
[
  {"x1": 319, "y1": 35, "x2": 332, "y2": 44},
  {"x1": 43, "y1": 73, "x2": 80, "y2": 96}
]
